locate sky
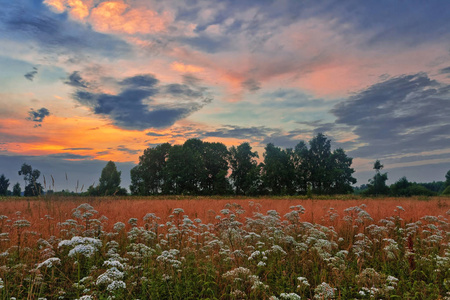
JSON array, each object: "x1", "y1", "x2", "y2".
[{"x1": 1, "y1": 0, "x2": 450, "y2": 192}]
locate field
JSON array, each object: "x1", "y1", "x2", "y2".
[{"x1": 0, "y1": 196, "x2": 449, "y2": 299}]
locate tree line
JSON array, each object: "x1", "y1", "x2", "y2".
[
  {"x1": 1, "y1": 133, "x2": 449, "y2": 197},
  {"x1": 356, "y1": 160, "x2": 450, "y2": 196},
  {"x1": 128, "y1": 133, "x2": 356, "y2": 196}
]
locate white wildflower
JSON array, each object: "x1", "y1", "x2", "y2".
[
  {"x1": 106, "y1": 280, "x2": 126, "y2": 292},
  {"x1": 257, "y1": 261, "x2": 266, "y2": 267},
  {"x1": 297, "y1": 277, "x2": 310, "y2": 287},
  {"x1": 96, "y1": 267, "x2": 124, "y2": 285},
  {"x1": 76, "y1": 296, "x2": 93, "y2": 300},
  {"x1": 314, "y1": 282, "x2": 336, "y2": 299},
  {"x1": 113, "y1": 222, "x2": 125, "y2": 232},
  {"x1": 280, "y1": 292, "x2": 301, "y2": 299},
  {"x1": 37, "y1": 257, "x2": 61, "y2": 269}
]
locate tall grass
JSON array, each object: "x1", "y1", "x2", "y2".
[{"x1": 0, "y1": 197, "x2": 449, "y2": 299}]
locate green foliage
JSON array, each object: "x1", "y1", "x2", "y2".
[
  {"x1": 307, "y1": 133, "x2": 333, "y2": 194},
  {"x1": 88, "y1": 161, "x2": 127, "y2": 196},
  {"x1": 442, "y1": 185, "x2": 450, "y2": 195},
  {"x1": 390, "y1": 177, "x2": 435, "y2": 197},
  {"x1": 418, "y1": 181, "x2": 445, "y2": 194},
  {"x1": 163, "y1": 143, "x2": 205, "y2": 194},
  {"x1": 0, "y1": 174, "x2": 9, "y2": 196},
  {"x1": 131, "y1": 139, "x2": 231, "y2": 195},
  {"x1": 301, "y1": 133, "x2": 356, "y2": 195},
  {"x1": 130, "y1": 143, "x2": 171, "y2": 195},
  {"x1": 329, "y1": 148, "x2": 357, "y2": 194},
  {"x1": 229, "y1": 142, "x2": 261, "y2": 195},
  {"x1": 130, "y1": 134, "x2": 356, "y2": 196},
  {"x1": 364, "y1": 160, "x2": 390, "y2": 196},
  {"x1": 261, "y1": 143, "x2": 295, "y2": 195},
  {"x1": 12, "y1": 182, "x2": 21, "y2": 197},
  {"x1": 18, "y1": 163, "x2": 43, "y2": 196},
  {"x1": 445, "y1": 170, "x2": 450, "y2": 188}
]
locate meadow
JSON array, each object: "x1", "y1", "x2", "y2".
[{"x1": 0, "y1": 196, "x2": 449, "y2": 299}]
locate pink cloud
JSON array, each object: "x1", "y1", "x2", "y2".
[{"x1": 44, "y1": 0, "x2": 168, "y2": 34}]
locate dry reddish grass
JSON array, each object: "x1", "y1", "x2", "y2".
[{"x1": 1, "y1": 196, "x2": 449, "y2": 235}]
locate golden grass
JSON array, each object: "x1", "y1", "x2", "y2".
[{"x1": 1, "y1": 196, "x2": 448, "y2": 235}]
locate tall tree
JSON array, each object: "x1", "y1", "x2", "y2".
[
  {"x1": 130, "y1": 143, "x2": 171, "y2": 195},
  {"x1": 96, "y1": 161, "x2": 126, "y2": 196},
  {"x1": 307, "y1": 133, "x2": 333, "y2": 194},
  {"x1": 0, "y1": 174, "x2": 10, "y2": 196},
  {"x1": 163, "y1": 144, "x2": 205, "y2": 194},
  {"x1": 445, "y1": 170, "x2": 450, "y2": 188},
  {"x1": 229, "y1": 142, "x2": 261, "y2": 195},
  {"x1": 329, "y1": 148, "x2": 357, "y2": 194},
  {"x1": 364, "y1": 160, "x2": 389, "y2": 196},
  {"x1": 442, "y1": 170, "x2": 450, "y2": 195},
  {"x1": 201, "y1": 141, "x2": 231, "y2": 194},
  {"x1": 18, "y1": 163, "x2": 43, "y2": 196},
  {"x1": 12, "y1": 183, "x2": 21, "y2": 197},
  {"x1": 292, "y1": 141, "x2": 309, "y2": 194},
  {"x1": 261, "y1": 143, "x2": 295, "y2": 195}
]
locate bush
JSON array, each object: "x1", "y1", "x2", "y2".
[{"x1": 442, "y1": 185, "x2": 450, "y2": 195}]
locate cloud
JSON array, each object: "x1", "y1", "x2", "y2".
[
  {"x1": 146, "y1": 132, "x2": 166, "y2": 137},
  {"x1": 197, "y1": 125, "x2": 309, "y2": 148},
  {"x1": 332, "y1": 73, "x2": 450, "y2": 158},
  {"x1": 24, "y1": 67, "x2": 38, "y2": 81},
  {"x1": 27, "y1": 107, "x2": 50, "y2": 123},
  {"x1": 116, "y1": 145, "x2": 139, "y2": 155},
  {"x1": 201, "y1": 125, "x2": 274, "y2": 140},
  {"x1": 47, "y1": 153, "x2": 93, "y2": 160},
  {"x1": 65, "y1": 71, "x2": 89, "y2": 88},
  {"x1": 72, "y1": 73, "x2": 211, "y2": 130},
  {"x1": 440, "y1": 66, "x2": 450, "y2": 74},
  {"x1": 171, "y1": 62, "x2": 204, "y2": 73},
  {"x1": 44, "y1": 0, "x2": 168, "y2": 35},
  {"x1": 62, "y1": 147, "x2": 93, "y2": 151},
  {"x1": 242, "y1": 79, "x2": 261, "y2": 92},
  {"x1": 3, "y1": 1, "x2": 131, "y2": 58}
]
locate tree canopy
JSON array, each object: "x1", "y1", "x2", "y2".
[
  {"x1": 18, "y1": 163, "x2": 43, "y2": 196},
  {"x1": 0, "y1": 174, "x2": 10, "y2": 196},
  {"x1": 130, "y1": 134, "x2": 356, "y2": 196},
  {"x1": 88, "y1": 161, "x2": 127, "y2": 196},
  {"x1": 364, "y1": 160, "x2": 390, "y2": 196}
]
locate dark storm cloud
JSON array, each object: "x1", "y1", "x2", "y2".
[
  {"x1": 332, "y1": 73, "x2": 450, "y2": 158},
  {"x1": 65, "y1": 71, "x2": 89, "y2": 88},
  {"x1": 72, "y1": 74, "x2": 211, "y2": 130},
  {"x1": 27, "y1": 107, "x2": 50, "y2": 123},
  {"x1": 2, "y1": 1, "x2": 130, "y2": 58},
  {"x1": 24, "y1": 67, "x2": 38, "y2": 81}
]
